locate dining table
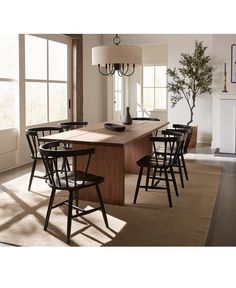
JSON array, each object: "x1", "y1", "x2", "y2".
[{"x1": 41, "y1": 120, "x2": 169, "y2": 205}]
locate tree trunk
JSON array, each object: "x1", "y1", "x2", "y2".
[{"x1": 187, "y1": 106, "x2": 194, "y2": 125}]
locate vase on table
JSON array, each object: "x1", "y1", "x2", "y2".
[{"x1": 122, "y1": 106, "x2": 132, "y2": 125}]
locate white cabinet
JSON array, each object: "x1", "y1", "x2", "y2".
[
  {"x1": 212, "y1": 93, "x2": 236, "y2": 154},
  {"x1": 220, "y1": 99, "x2": 236, "y2": 153}
]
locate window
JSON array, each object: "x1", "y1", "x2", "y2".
[
  {"x1": 141, "y1": 65, "x2": 167, "y2": 112},
  {"x1": 0, "y1": 34, "x2": 71, "y2": 130},
  {"x1": 25, "y1": 35, "x2": 68, "y2": 126},
  {"x1": 114, "y1": 73, "x2": 122, "y2": 111},
  {"x1": 0, "y1": 34, "x2": 72, "y2": 172},
  {"x1": 0, "y1": 34, "x2": 18, "y2": 130}
]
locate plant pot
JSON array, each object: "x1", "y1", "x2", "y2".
[{"x1": 188, "y1": 125, "x2": 198, "y2": 148}]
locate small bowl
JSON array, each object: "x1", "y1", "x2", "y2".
[{"x1": 104, "y1": 123, "x2": 126, "y2": 132}]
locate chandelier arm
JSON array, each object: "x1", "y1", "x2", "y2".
[
  {"x1": 118, "y1": 65, "x2": 122, "y2": 76},
  {"x1": 123, "y1": 64, "x2": 130, "y2": 75},
  {"x1": 120, "y1": 63, "x2": 130, "y2": 76},
  {"x1": 109, "y1": 64, "x2": 116, "y2": 75},
  {"x1": 123, "y1": 64, "x2": 135, "y2": 76},
  {"x1": 120, "y1": 64, "x2": 124, "y2": 76},
  {"x1": 98, "y1": 64, "x2": 114, "y2": 76},
  {"x1": 114, "y1": 63, "x2": 136, "y2": 77}
]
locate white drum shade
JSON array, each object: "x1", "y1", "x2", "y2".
[{"x1": 92, "y1": 45, "x2": 142, "y2": 66}]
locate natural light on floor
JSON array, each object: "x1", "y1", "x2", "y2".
[{"x1": 0, "y1": 173, "x2": 127, "y2": 246}]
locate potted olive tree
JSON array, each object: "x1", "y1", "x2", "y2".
[{"x1": 167, "y1": 41, "x2": 213, "y2": 147}]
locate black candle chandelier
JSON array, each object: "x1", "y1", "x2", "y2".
[{"x1": 92, "y1": 34, "x2": 142, "y2": 77}]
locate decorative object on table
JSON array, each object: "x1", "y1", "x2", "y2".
[
  {"x1": 222, "y1": 62, "x2": 228, "y2": 92},
  {"x1": 122, "y1": 106, "x2": 133, "y2": 125},
  {"x1": 167, "y1": 41, "x2": 213, "y2": 148},
  {"x1": 231, "y1": 44, "x2": 236, "y2": 83},
  {"x1": 104, "y1": 123, "x2": 126, "y2": 132},
  {"x1": 92, "y1": 34, "x2": 142, "y2": 77}
]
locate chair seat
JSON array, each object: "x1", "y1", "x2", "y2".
[
  {"x1": 51, "y1": 171, "x2": 104, "y2": 190},
  {"x1": 29, "y1": 151, "x2": 44, "y2": 160},
  {"x1": 153, "y1": 151, "x2": 179, "y2": 165},
  {"x1": 137, "y1": 155, "x2": 172, "y2": 168}
]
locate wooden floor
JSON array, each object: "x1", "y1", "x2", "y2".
[
  {"x1": 186, "y1": 144, "x2": 236, "y2": 246},
  {"x1": 1, "y1": 144, "x2": 236, "y2": 246}
]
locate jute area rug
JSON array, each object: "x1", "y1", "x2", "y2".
[{"x1": 0, "y1": 161, "x2": 221, "y2": 246}]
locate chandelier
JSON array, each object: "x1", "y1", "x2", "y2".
[{"x1": 92, "y1": 34, "x2": 142, "y2": 77}]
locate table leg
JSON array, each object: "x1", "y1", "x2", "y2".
[
  {"x1": 124, "y1": 134, "x2": 152, "y2": 174},
  {"x1": 74, "y1": 143, "x2": 125, "y2": 205}
]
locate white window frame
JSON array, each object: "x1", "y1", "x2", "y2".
[
  {"x1": 142, "y1": 64, "x2": 167, "y2": 112},
  {"x1": 113, "y1": 73, "x2": 123, "y2": 111},
  {"x1": 23, "y1": 34, "x2": 72, "y2": 127}
]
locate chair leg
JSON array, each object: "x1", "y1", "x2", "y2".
[
  {"x1": 170, "y1": 166, "x2": 179, "y2": 197},
  {"x1": 177, "y1": 157, "x2": 184, "y2": 188},
  {"x1": 67, "y1": 191, "x2": 74, "y2": 244},
  {"x1": 133, "y1": 166, "x2": 143, "y2": 204},
  {"x1": 95, "y1": 185, "x2": 109, "y2": 228},
  {"x1": 181, "y1": 154, "x2": 188, "y2": 180},
  {"x1": 145, "y1": 168, "x2": 151, "y2": 191},
  {"x1": 164, "y1": 168, "x2": 172, "y2": 208},
  {"x1": 74, "y1": 191, "x2": 80, "y2": 215},
  {"x1": 28, "y1": 159, "x2": 37, "y2": 191},
  {"x1": 44, "y1": 188, "x2": 56, "y2": 231},
  {"x1": 151, "y1": 167, "x2": 157, "y2": 186}
]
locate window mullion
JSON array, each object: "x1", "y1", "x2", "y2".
[
  {"x1": 153, "y1": 66, "x2": 155, "y2": 110},
  {"x1": 47, "y1": 40, "x2": 49, "y2": 122},
  {"x1": 0, "y1": 78, "x2": 17, "y2": 82},
  {"x1": 25, "y1": 79, "x2": 67, "y2": 84}
]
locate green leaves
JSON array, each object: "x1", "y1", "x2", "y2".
[{"x1": 167, "y1": 41, "x2": 213, "y2": 124}]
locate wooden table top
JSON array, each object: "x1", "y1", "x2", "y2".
[{"x1": 41, "y1": 120, "x2": 169, "y2": 146}]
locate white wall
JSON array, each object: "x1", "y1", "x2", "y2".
[
  {"x1": 83, "y1": 35, "x2": 106, "y2": 124},
  {"x1": 211, "y1": 34, "x2": 236, "y2": 93}
]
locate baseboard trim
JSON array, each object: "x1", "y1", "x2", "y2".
[{"x1": 214, "y1": 148, "x2": 236, "y2": 157}]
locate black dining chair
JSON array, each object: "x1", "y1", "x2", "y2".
[
  {"x1": 59, "y1": 121, "x2": 88, "y2": 131},
  {"x1": 150, "y1": 129, "x2": 185, "y2": 193},
  {"x1": 39, "y1": 141, "x2": 109, "y2": 244},
  {"x1": 133, "y1": 132, "x2": 183, "y2": 207},
  {"x1": 172, "y1": 124, "x2": 193, "y2": 181},
  {"x1": 173, "y1": 124, "x2": 193, "y2": 154},
  {"x1": 25, "y1": 126, "x2": 63, "y2": 191},
  {"x1": 158, "y1": 129, "x2": 187, "y2": 188}
]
